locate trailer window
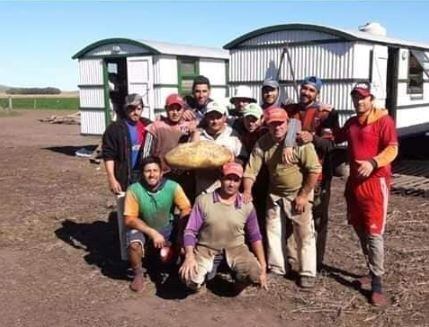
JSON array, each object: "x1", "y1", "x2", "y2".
[
  {"x1": 178, "y1": 57, "x2": 199, "y2": 96},
  {"x1": 407, "y1": 52, "x2": 424, "y2": 94}
]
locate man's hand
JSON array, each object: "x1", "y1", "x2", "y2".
[
  {"x1": 259, "y1": 271, "x2": 268, "y2": 290},
  {"x1": 182, "y1": 109, "x2": 196, "y2": 121},
  {"x1": 282, "y1": 147, "x2": 295, "y2": 165},
  {"x1": 151, "y1": 231, "x2": 166, "y2": 249},
  {"x1": 243, "y1": 191, "x2": 253, "y2": 204},
  {"x1": 179, "y1": 254, "x2": 198, "y2": 281},
  {"x1": 108, "y1": 177, "x2": 122, "y2": 194},
  {"x1": 293, "y1": 193, "x2": 309, "y2": 214},
  {"x1": 296, "y1": 131, "x2": 313, "y2": 145},
  {"x1": 356, "y1": 160, "x2": 375, "y2": 178}
]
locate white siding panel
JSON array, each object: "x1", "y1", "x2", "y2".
[
  {"x1": 154, "y1": 86, "x2": 178, "y2": 110},
  {"x1": 78, "y1": 59, "x2": 103, "y2": 85},
  {"x1": 230, "y1": 48, "x2": 283, "y2": 82},
  {"x1": 396, "y1": 107, "x2": 429, "y2": 128},
  {"x1": 199, "y1": 59, "x2": 227, "y2": 85},
  {"x1": 210, "y1": 87, "x2": 228, "y2": 101},
  {"x1": 79, "y1": 87, "x2": 105, "y2": 108},
  {"x1": 352, "y1": 43, "x2": 372, "y2": 79},
  {"x1": 398, "y1": 48, "x2": 409, "y2": 80},
  {"x1": 397, "y1": 82, "x2": 429, "y2": 106},
  {"x1": 242, "y1": 30, "x2": 339, "y2": 47},
  {"x1": 371, "y1": 45, "x2": 388, "y2": 102},
  {"x1": 230, "y1": 43, "x2": 354, "y2": 82},
  {"x1": 127, "y1": 56, "x2": 154, "y2": 120},
  {"x1": 153, "y1": 55, "x2": 177, "y2": 85},
  {"x1": 280, "y1": 43, "x2": 354, "y2": 80},
  {"x1": 80, "y1": 110, "x2": 105, "y2": 135}
]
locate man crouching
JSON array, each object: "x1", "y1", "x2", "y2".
[
  {"x1": 179, "y1": 162, "x2": 268, "y2": 294},
  {"x1": 123, "y1": 156, "x2": 191, "y2": 292}
]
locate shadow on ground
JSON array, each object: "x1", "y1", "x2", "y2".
[
  {"x1": 55, "y1": 212, "x2": 129, "y2": 281},
  {"x1": 44, "y1": 144, "x2": 98, "y2": 157},
  {"x1": 322, "y1": 264, "x2": 371, "y2": 299},
  {"x1": 54, "y1": 213, "x2": 202, "y2": 300}
]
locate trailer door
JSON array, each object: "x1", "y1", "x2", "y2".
[{"x1": 127, "y1": 56, "x2": 154, "y2": 120}]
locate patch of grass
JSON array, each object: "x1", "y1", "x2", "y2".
[{"x1": 0, "y1": 97, "x2": 79, "y2": 110}]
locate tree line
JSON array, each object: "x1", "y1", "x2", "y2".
[{"x1": 5, "y1": 87, "x2": 61, "y2": 95}]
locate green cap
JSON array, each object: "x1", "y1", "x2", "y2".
[{"x1": 242, "y1": 103, "x2": 263, "y2": 118}]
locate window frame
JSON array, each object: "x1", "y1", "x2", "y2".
[
  {"x1": 177, "y1": 57, "x2": 199, "y2": 96},
  {"x1": 407, "y1": 51, "x2": 424, "y2": 95}
]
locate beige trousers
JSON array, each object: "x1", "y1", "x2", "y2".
[
  {"x1": 184, "y1": 244, "x2": 261, "y2": 289},
  {"x1": 266, "y1": 193, "x2": 316, "y2": 277}
]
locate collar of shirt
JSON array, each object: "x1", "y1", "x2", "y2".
[
  {"x1": 200, "y1": 124, "x2": 230, "y2": 140},
  {"x1": 212, "y1": 189, "x2": 243, "y2": 209}
]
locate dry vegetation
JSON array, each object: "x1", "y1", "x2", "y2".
[{"x1": 0, "y1": 110, "x2": 427, "y2": 327}]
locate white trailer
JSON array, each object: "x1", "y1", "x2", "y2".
[
  {"x1": 73, "y1": 38, "x2": 229, "y2": 135},
  {"x1": 224, "y1": 23, "x2": 429, "y2": 137}
]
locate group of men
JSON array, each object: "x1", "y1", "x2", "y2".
[{"x1": 102, "y1": 73, "x2": 397, "y2": 306}]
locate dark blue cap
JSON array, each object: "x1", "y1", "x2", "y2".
[{"x1": 302, "y1": 76, "x2": 323, "y2": 92}]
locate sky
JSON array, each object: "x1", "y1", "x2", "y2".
[{"x1": 0, "y1": 0, "x2": 428, "y2": 91}]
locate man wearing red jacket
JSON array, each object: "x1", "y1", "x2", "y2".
[{"x1": 336, "y1": 82, "x2": 398, "y2": 306}]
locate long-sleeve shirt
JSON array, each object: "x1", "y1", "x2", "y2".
[
  {"x1": 183, "y1": 191, "x2": 262, "y2": 250},
  {"x1": 244, "y1": 133, "x2": 322, "y2": 198}
]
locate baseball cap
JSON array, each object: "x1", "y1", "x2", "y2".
[
  {"x1": 351, "y1": 82, "x2": 373, "y2": 98},
  {"x1": 242, "y1": 103, "x2": 263, "y2": 119},
  {"x1": 165, "y1": 93, "x2": 184, "y2": 107},
  {"x1": 264, "y1": 107, "x2": 288, "y2": 124},
  {"x1": 205, "y1": 101, "x2": 228, "y2": 116},
  {"x1": 222, "y1": 162, "x2": 244, "y2": 178},
  {"x1": 302, "y1": 76, "x2": 323, "y2": 92},
  {"x1": 124, "y1": 93, "x2": 143, "y2": 108},
  {"x1": 262, "y1": 78, "x2": 280, "y2": 89}
]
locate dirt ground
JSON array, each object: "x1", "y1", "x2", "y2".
[{"x1": 0, "y1": 110, "x2": 427, "y2": 327}]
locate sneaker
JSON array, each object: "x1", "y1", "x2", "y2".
[
  {"x1": 354, "y1": 275, "x2": 371, "y2": 290},
  {"x1": 299, "y1": 276, "x2": 316, "y2": 289},
  {"x1": 371, "y1": 291, "x2": 389, "y2": 307},
  {"x1": 130, "y1": 272, "x2": 145, "y2": 293}
]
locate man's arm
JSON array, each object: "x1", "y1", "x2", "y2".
[
  {"x1": 179, "y1": 199, "x2": 205, "y2": 281},
  {"x1": 293, "y1": 144, "x2": 322, "y2": 213},
  {"x1": 242, "y1": 142, "x2": 264, "y2": 202},
  {"x1": 244, "y1": 208, "x2": 267, "y2": 289},
  {"x1": 102, "y1": 125, "x2": 122, "y2": 194},
  {"x1": 104, "y1": 160, "x2": 122, "y2": 194}
]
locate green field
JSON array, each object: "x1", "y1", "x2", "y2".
[{"x1": 0, "y1": 97, "x2": 79, "y2": 110}]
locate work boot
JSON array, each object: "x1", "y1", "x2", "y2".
[
  {"x1": 299, "y1": 276, "x2": 316, "y2": 289},
  {"x1": 130, "y1": 270, "x2": 145, "y2": 293},
  {"x1": 371, "y1": 291, "x2": 389, "y2": 307}
]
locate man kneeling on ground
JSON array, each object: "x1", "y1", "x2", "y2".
[
  {"x1": 179, "y1": 162, "x2": 268, "y2": 294},
  {"x1": 123, "y1": 156, "x2": 192, "y2": 292}
]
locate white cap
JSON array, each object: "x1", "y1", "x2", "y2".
[
  {"x1": 230, "y1": 85, "x2": 256, "y2": 103},
  {"x1": 205, "y1": 101, "x2": 228, "y2": 115}
]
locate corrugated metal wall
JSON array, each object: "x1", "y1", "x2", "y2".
[
  {"x1": 80, "y1": 110, "x2": 106, "y2": 135},
  {"x1": 241, "y1": 30, "x2": 339, "y2": 47},
  {"x1": 78, "y1": 59, "x2": 106, "y2": 135},
  {"x1": 230, "y1": 43, "x2": 354, "y2": 82},
  {"x1": 79, "y1": 59, "x2": 103, "y2": 85}
]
